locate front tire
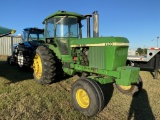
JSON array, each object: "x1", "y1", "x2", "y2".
[
  {"x1": 33, "y1": 46, "x2": 56, "y2": 84},
  {"x1": 7, "y1": 56, "x2": 14, "y2": 65},
  {"x1": 114, "y1": 75, "x2": 143, "y2": 96},
  {"x1": 71, "y1": 78, "x2": 105, "y2": 117}
]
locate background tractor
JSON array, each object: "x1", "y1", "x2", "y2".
[
  {"x1": 33, "y1": 10, "x2": 142, "y2": 116},
  {"x1": 7, "y1": 27, "x2": 44, "y2": 69}
]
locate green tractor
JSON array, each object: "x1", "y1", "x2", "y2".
[{"x1": 33, "y1": 10, "x2": 142, "y2": 116}]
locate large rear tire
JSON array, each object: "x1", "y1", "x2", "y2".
[
  {"x1": 33, "y1": 46, "x2": 56, "y2": 84},
  {"x1": 114, "y1": 75, "x2": 143, "y2": 96},
  {"x1": 71, "y1": 78, "x2": 105, "y2": 117}
]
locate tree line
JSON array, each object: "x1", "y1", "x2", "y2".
[{"x1": 136, "y1": 48, "x2": 147, "y2": 55}]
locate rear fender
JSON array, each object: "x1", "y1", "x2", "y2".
[{"x1": 47, "y1": 44, "x2": 62, "y2": 59}]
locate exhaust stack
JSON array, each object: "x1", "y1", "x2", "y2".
[
  {"x1": 93, "y1": 11, "x2": 99, "y2": 37},
  {"x1": 85, "y1": 15, "x2": 92, "y2": 38}
]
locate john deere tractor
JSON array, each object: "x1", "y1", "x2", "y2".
[
  {"x1": 7, "y1": 27, "x2": 44, "y2": 69},
  {"x1": 33, "y1": 11, "x2": 142, "y2": 116}
]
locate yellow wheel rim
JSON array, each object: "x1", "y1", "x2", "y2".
[
  {"x1": 33, "y1": 54, "x2": 42, "y2": 79},
  {"x1": 76, "y1": 89, "x2": 89, "y2": 108},
  {"x1": 119, "y1": 85, "x2": 132, "y2": 90}
]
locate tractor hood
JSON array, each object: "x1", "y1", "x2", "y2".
[
  {"x1": 70, "y1": 37, "x2": 130, "y2": 72},
  {"x1": 0, "y1": 26, "x2": 16, "y2": 37},
  {"x1": 70, "y1": 37, "x2": 129, "y2": 47}
]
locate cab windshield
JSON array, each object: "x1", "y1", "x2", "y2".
[
  {"x1": 29, "y1": 33, "x2": 44, "y2": 41},
  {"x1": 55, "y1": 17, "x2": 79, "y2": 37},
  {"x1": 45, "y1": 17, "x2": 79, "y2": 38}
]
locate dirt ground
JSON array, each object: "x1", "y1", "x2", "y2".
[{"x1": 0, "y1": 56, "x2": 159, "y2": 120}]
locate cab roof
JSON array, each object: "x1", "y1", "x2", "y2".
[
  {"x1": 43, "y1": 10, "x2": 86, "y2": 22},
  {"x1": 23, "y1": 27, "x2": 44, "y2": 33}
]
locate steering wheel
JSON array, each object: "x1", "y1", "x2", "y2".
[
  {"x1": 64, "y1": 32, "x2": 73, "y2": 37},
  {"x1": 37, "y1": 40, "x2": 45, "y2": 43}
]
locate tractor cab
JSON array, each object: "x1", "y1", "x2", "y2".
[
  {"x1": 43, "y1": 10, "x2": 95, "y2": 55},
  {"x1": 43, "y1": 10, "x2": 98, "y2": 39},
  {"x1": 22, "y1": 27, "x2": 44, "y2": 47},
  {"x1": 43, "y1": 11, "x2": 85, "y2": 39}
]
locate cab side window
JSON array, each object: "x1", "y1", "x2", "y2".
[{"x1": 22, "y1": 31, "x2": 29, "y2": 42}]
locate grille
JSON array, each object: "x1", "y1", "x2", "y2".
[{"x1": 89, "y1": 46, "x2": 106, "y2": 69}]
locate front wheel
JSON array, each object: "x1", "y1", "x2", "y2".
[
  {"x1": 114, "y1": 75, "x2": 143, "y2": 96},
  {"x1": 71, "y1": 78, "x2": 105, "y2": 117},
  {"x1": 7, "y1": 56, "x2": 15, "y2": 65}
]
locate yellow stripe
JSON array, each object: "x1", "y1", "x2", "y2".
[
  {"x1": 71, "y1": 42, "x2": 129, "y2": 47},
  {"x1": 112, "y1": 43, "x2": 129, "y2": 46}
]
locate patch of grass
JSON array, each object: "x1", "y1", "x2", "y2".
[{"x1": 0, "y1": 56, "x2": 160, "y2": 119}]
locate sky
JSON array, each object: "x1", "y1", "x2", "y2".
[{"x1": 1, "y1": 0, "x2": 160, "y2": 50}]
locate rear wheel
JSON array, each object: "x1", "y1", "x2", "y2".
[
  {"x1": 115, "y1": 75, "x2": 143, "y2": 96},
  {"x1": 33, "y1": 46, "x2": 56, "y2": 84},
  {"x1": 71, "y1": 78, "x2": 105, "y2": 117}
]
